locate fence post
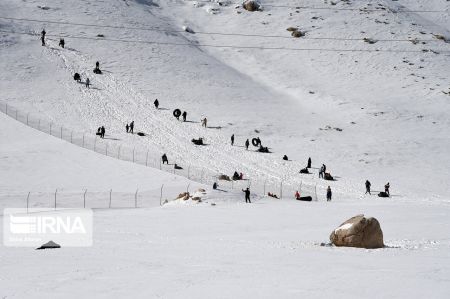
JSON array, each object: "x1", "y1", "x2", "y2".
[
  {"x1": 201, "y1": 168, "x2": 205, "y2": 183},
  {"x1": 50, "y1": 123, "x2": 52, "y2": 135},
  {"x1": 135, "y1": 188, "x2": 138, "y2": 208},
  {"x1": 70, "y1": 131, "x2": 73, "y2": 143},
  {"x1": 82, "y1": 133, "x2": 85, "y2": 147},
  {"x1": 60, "y1": 126, "x2": 63, "y2": 139},
  {"x1": 26, "y1": 113, "x2": 29, "y2": 125},
  {"x1": 187, "y1": 165, "x2": 190, "y2": 179},
  {"x1": 5, "y1": 103, "x2": 7, "y2": 115},
  {"x1": 54, "y1": 189, "x2": 57, "y2": 210},
  {"x1": 94, "y1": 136, "x2": 97, "y2": 152},
  {"x1": 38, "y1": 119, "x2": 41, "y2": 130},
  {"x1": 83, "y1": 189, "x2": 87, "y2": 208},
  {"x1": 186, "y1": 183, "x2": 190, "y2": 193},
  {"x1": 159, "y1": 159, "x2": 162, "y2": 170},
  {"x1": 109, "y1": 189, "x2": 112, "y2": 208},
  {"x1": 264, "y1": 179, "x2": 267, "y2": 195},
  {"x1": 280, "y1": 182, "x2": 283, "y2": 200},
  {"x1": 315, "y1": 184, "x2": 318, "y2": 201},
  {"x1": 118, "y1": 145, "x2": 121, "y2": 159},
  {"x1": 160, "y1": 184, "x2": 164, "y2": 206},
  {"x1": 106, "y1": 143, "x2": 108, "y2": 156},
  {"x1": 132, "y1": 148, "x2": 135, "y2": 162},
  {"x1": 145, "y1": 150, "x2": 149, "y2": 166},
  {"x1": 26, "y1": 192, "x2": 30, "y2": 213}
]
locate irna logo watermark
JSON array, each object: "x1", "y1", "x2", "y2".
[{"x1": 3, "y1": 208, "x2": 93, "y2": 247}]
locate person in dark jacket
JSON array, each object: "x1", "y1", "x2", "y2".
[
  {"x1": 319, "y1": 166, "x2": 324, "y2": 179},
  {"x1": 307, "y1": 157, "x2": 312, "y2": 168},
  {"x1": 130, "y1": 121, "x2": 134, "y2": 134},
  {"x1": 245, "y1": 139, "x2": 249, "y2": 150},
  {"x1": 41, "y1": 29, "x2": 46, "y2": 46},
  {"x1": 126, "y1": 123, "x2": 129, "y2": 133},
  {"x1": 86, "y1": 77, "x2": 90, "y2": 88},
  {"x1": 59, "y1": 38, "x2": 65, "y2": 48},
  {"x1": 101, "y1": 126, "x2": 105, "y2": 138},
  {"x1": 182, "y1": 111, "x2": 187, "y2": 122},
  {"x1": 162, "y1": 153, "x2": 168, "y2": 164},
  {"x1": 231, "y1": 134, "x2": 235, "y2": 146},
  {"x1": 365, "y1": 180, "x2": 371, "y2": 195},
  {"x1": 326, "y1": 186, "x2": 332, "y2": 201},
  {"x1": 154, "y1": 99, "x2": 159, "y2": 109},
  {"x1": 242, "y1": 187, "x2": 251, "y2": 203},
  {"x1": 385, "y1": 182, "x2": 390, "y2": 196}
]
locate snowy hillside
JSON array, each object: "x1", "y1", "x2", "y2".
[{"x1": 0, "y1": 0, "x2": 449, "y2": 297}]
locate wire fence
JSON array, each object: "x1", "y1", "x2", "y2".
[
  {"x1": 0, "y1": 101, "x2": 322, "y2": 203},
  {"x1": 0, "y1": 181, "x2": 209, "y2": 214}
]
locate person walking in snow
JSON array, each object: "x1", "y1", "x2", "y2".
[
  {"x1": 162, "y1": 153, "x2": 168, "y2": 165},
  {"x1": 322, "y1": 164, "x2": 327, "y2": 173},
  {"x1": 182, "y1": 111, "x2": 187, "y2": 122},
  {"x1": 130, "y1": 121, "x2": 134, "y2": 134},
  {"x1": 319, "y1": 166, "x2": 324, "y2": 179},
  {"x1": 101, "y1": 126, "x2": 105, "y2": 138},
  {"x1": 242, "y1": 187, "x2": 251, "y2": 203},
  {"x1": 201, "y1": 117, "x2": 207, "y2": 128},
  {"x1": 295, "y1": 190, "x2": 300, "y2": 200},
  {"x1": 41, "y1": 29, "x2": 46, "y2": 46},
  {"x1": 126, "y1": 123, "x2": 129, "y2": 133},
  {"x1": 385, "y1": 182, "x2": 390, "y2": 196},
  {"x1": 307, "y1": 157, "x2": 312, "y2": 168},
  {"x1": 365, "y1": 180, "x2": 371, "y2": 195},
  {"x1": 59, "y1": 38, "x2": 65, "y2": 48},
  {"x1": 326, "y1": 186, "x2": 332, "y2": 201},
  {"x1": 154, "y1": 99, "x2": 159, "y2": 109},
  {"x1": 231, "y1": 134, "x2": 235, "y2": 146},
  {"x1": 85, "y1": 77, "x2": 90, "y2": 88},
  {"x1": 245, "y1": 139, "x2": 249, "y2": 150}
]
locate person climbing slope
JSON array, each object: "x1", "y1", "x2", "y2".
[{"x1": 41, "y1": 29, "x2": 46, "y2": 46}]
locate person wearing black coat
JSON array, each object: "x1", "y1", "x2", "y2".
[
  {"x1": 365, "y1": 180, "x2": 371, "y2": 195},
  {"x1": 326, "y1": 186, "x2": 332, "y2": 201},
  {"x1": 242, "y1": 188, "x2": 251, "y2": 203}
]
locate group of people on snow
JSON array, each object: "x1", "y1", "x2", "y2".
[
  {"x1": 96, "y1": 126, "x2": 106, "y2": 138},
  {"x1": 125, "y1": 121, "x2": 134, "y2": 134}
]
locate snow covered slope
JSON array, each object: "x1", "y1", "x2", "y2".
[
  {"x1": 1, "y1": 0, "x2": 449, "y2": 202},
  {"x1": 1, "y1": 0, "x2": 449, "y2": 201}
]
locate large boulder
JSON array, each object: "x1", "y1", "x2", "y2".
[
  {"x1": 243, "y1": 0, "x2": 261, "y2": 12},
  {"x1": 330, "y1": 215, "x2": 384, "y2": 249}
]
